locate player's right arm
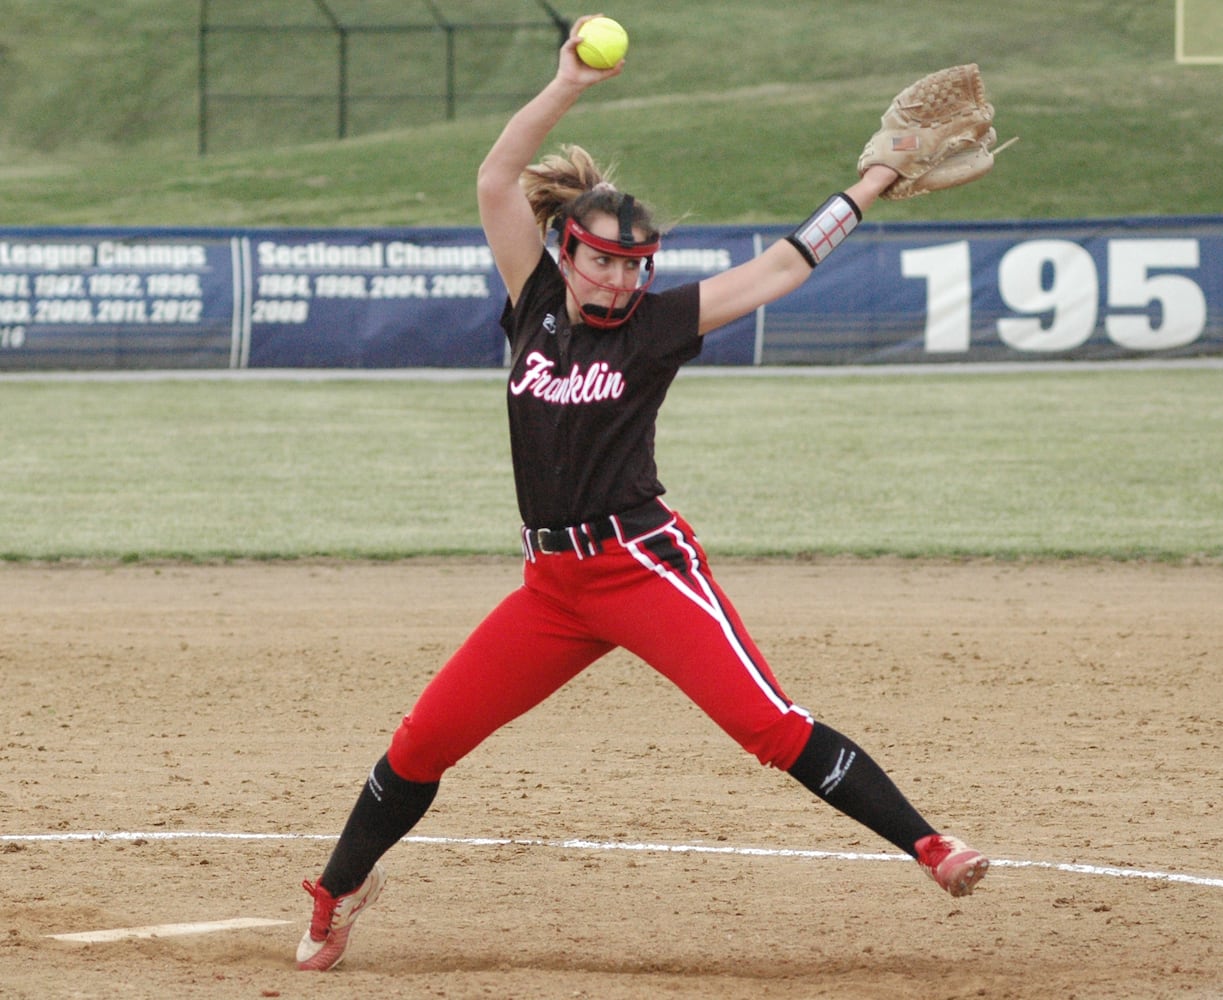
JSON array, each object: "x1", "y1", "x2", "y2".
[{"x1": 477, "y1": 18, "x2": 622, "y2": 306}]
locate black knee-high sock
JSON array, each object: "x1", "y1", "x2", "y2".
[
  {"x1": 319, "y1": 754, "x2": 438, "y2": 897},
  {"x1": 787, "y1": 722, "x2": 935, "y2": 857}
]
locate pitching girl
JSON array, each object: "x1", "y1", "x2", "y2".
[{"x1": 296, "y1": 14, "x2": 988, "y2": 972}]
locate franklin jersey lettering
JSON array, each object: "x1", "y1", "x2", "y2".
[{"x1": 509, "y1": 350, "x2": 626, "y2": 404}]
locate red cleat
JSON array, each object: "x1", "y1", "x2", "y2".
[
  {"x1": 915, "y1": 834, "x2": 989, "y2": 897},
  {"x1": 295, "y1": 863, "x2": 386, "y2": 971}
]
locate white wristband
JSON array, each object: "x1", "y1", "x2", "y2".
[{"x1": 785, "y1": 193, "x2": 862, "y2": 268}]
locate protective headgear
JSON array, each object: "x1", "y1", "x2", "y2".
[{"x1": 557, "y1": 193, "x2": 660, "y2": 329}]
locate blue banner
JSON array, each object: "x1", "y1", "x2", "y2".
[
  {"x1": 1, "y1": 216, "x2": 1219, "y2": 370},
  {"x1": 240, "y1": 229, "x2": 503, "y2": 368},
  {"x1": 239, "y1": 226, "x2": 759, "y2": 368},
  {"x1": 0, "y1": 230, "x2": 237, "y2": 370},
  {"x1": 760, "y1": 216, "x2": 1223, "y2": 364}
]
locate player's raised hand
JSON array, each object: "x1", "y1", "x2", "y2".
[{"x1": 557, "y1": 14, "x2": 626, "y2": 86}]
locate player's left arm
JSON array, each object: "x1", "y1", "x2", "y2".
[{"x1": 696, "y1": 165, "x2": 896, "y2": 337}]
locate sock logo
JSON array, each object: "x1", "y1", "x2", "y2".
[
  {"x1": 367, "y1": 767, "x2": 385, "y2": 803},
  {"x1": 820, "y1": 748, "x2": 856, "y2": 795}
]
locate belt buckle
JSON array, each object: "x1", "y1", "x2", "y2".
[{"x1": 535, "y1": 528, "x2": 563, "y2": 554}]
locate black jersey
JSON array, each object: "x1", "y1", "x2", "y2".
[{"x1": 500, "y1": 249, "x2": 703, "y2": 528}]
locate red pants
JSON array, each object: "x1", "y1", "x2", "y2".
[{"x1": 387, "y1": 506, "x2": 814, "y2": 783}]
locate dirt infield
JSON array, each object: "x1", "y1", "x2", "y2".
[{"x1": 3, "y1": 558, "x2": 1220, "y2": 999}]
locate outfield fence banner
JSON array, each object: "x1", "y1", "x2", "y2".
[{"x1": 1, "y1": 216, "x2": 1220, "y2": 371}]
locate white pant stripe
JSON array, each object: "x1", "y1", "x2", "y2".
[{"x1": 624, "y1": 525, "x2": 808, "y2": 721}]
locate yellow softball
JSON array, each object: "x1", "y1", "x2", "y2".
[{"x1": 576, "y1": 17, "x2": 629, "y2": 70}]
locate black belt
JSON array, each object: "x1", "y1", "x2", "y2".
[
  {"x1": 524, "y1": 520, "x2": 617, "y2": 555},
  {"x1": 522, "y1": 498, "x2": 672, "y2": 557}
]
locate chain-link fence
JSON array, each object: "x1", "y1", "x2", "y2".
[{"x1": 198, "y1": 0, "x2": 569, "y2": 154}]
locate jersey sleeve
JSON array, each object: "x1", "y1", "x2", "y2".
[
  {"x1": 636, "y1": 281, "x2": 703, "y2": 366},
  {"x1": 499, "y1": 248, "x2": 559, "y2": 348}
]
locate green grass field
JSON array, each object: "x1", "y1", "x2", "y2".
[
  {"x1": 1, "y1": 4, "x2": 1220, "y2": 562},
  {"x1": 3, "y1": 367, "x2": 1220, "y2": 561},
  {"x1": 1180, "y1": 0, "x2": 1223, "y2": 61}
]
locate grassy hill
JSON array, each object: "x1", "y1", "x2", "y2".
[{"x1": 1, "y1": 1, "x2": 1218, "y2": 227}]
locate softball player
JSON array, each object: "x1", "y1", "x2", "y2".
[{"x1": 297, "y1": 16, "x2": 988, "y2": 972}]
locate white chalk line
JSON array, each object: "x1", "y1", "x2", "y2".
[
  {"x1": 9, "y1": 829, "x2": 1223, "y2": 891},
  {"x1": 47, "y1": 917, "x2": 290, "y2": 944}
]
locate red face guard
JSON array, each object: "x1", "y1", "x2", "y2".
[{"x1": 559, "y1": 208, "x2": 660, "y2": 329}]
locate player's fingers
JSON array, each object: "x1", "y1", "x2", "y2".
[{"x1": 570, "y1": 13, "x2": 606, "y2": 40}]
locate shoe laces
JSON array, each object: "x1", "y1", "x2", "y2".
[
  {"x1": 302, "y1": 879, "x2": 339, "y2": 939},
  {"x1": 919, "y1": 831, "x2": 973, "y2": 870},
  {"x1": 916, "y1": 834, "x2": 957, "y2": 869}
]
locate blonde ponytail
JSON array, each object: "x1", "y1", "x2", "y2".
[{"x1": 520, "y1": 144, "x2": 615, "y2": 237}]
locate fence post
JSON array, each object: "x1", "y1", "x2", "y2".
[
  {"x1": 445, "y1": 25, "x2": 456, "y2": 121},
  {"x1": 197, "y1": 0, "x2": 209, "y2": 155},
  {"x1": 337, "y1": 26, "x2": 349, "y2": 139}
]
